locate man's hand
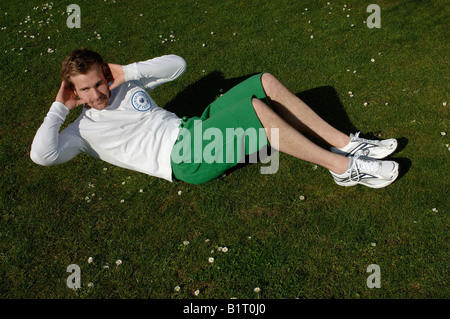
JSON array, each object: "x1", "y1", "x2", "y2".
[
  {"x1": 107, "y1": 63, "x2": 125, "y2": 91},
  {"x1": 55, "y1": 81, "x2": 86, "y2": 110}
]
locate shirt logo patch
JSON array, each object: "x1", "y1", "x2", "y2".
[{"x1": 131, "y1": 90, "x2": 152, "y2": 111}]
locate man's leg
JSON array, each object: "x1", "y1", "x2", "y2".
[
  {"x1": 252, "y1": 98, "x2": 349, "y2": 175},
  {"x1": 260, "y1": 73, "x2": 351, "y2": 149}
]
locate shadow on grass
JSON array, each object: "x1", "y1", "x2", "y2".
[
  {"x1": 386, "y1": 137, "x2": 411, "y2": 184},
  {"x1": 164, "y1": 71, "x2": 410, "y2": 180},
  {"x1": 164, "y1": 71, "x2": 358, "y2": 141},
  {"x1": 165, "y1": 71, "x2": 258, "y2": 118},
  {"x1": 392, "y1": 156, "x2": 412, "y2": 185}
]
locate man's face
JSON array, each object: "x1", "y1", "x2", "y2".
[{"x1": 71, "y1": 65, "x2": 110, "y2": 110}]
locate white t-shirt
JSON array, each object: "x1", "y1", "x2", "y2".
[{"x1": 30, "y1": 54, "x2": 187, "y2": 181}]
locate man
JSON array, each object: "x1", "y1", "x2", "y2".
[{"x1": 31, "y1": 48, "x2": 399, "y2": 188}]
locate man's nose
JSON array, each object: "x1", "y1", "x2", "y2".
[{"x1": 91, "y1": 88, "x2": 101, "y2": 99}]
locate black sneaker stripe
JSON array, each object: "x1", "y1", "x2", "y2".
[{"x1": 347, "y1": 143, "x2": 376, "y2": 156}]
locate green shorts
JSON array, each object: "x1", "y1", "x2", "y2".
[{"x1": 170, "y1": 72, "x2": 273, "y2": 185}]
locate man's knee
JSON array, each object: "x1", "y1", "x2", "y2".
[
  {"x1": 252, "y1": 98, "x2": 273, "y2": 125},
  {"x1": 260, "y1": 73, "x2": 283, "y2": 98},
  {"x1": 261, "y1": 72, "x2": 277, "y2": 88},
  {"x1": 251, "y1": 98, "x2": 267, "y2": 111}
]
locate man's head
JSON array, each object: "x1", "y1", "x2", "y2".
[{"x1": 61, "y1": 48, "x2": 113, "y2": 110}]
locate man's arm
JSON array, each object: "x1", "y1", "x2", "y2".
[
  {"x1": 30, "y1": 82, "x2": 87, "y2": 166},
  {"x1": 55, "y1": 80, "x2": 86, "y2": 110},
  {"x1": 120, "y1": 55, "x2": 187, "y2": 90}
]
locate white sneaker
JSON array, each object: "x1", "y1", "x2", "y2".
[
  {"x1": 331, "y1": 132, "x2": 397, "y2": 159},
  {"x1": 330, "y1": 155, "x2": 399, "y2": 188}
]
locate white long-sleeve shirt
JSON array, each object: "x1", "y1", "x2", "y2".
[{"x1": 30, "y1": 55, "x2": 187, "y2": 181}]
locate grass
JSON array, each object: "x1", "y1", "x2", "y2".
[{"x1": 0, "y1": 0, "x2": 448, "y2": 299}]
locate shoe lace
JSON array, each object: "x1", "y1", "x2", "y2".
[
  {"x1": 349, "y1": 154, "x2": 380, "y2": 182},
  {"x1": 350, "y1": 132, "x2": 378, "y2": 156},
  {"x1": 351, "y1": 132, "x2": 379, "y2": 145}
]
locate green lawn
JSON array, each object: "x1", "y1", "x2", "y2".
[{"x1": 0, "y1": 0, "x2": 448, "y2": 299}]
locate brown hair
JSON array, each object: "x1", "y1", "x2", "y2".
[{"x1": 61, "y1": 48, "x2": 112, "y2": 90}]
